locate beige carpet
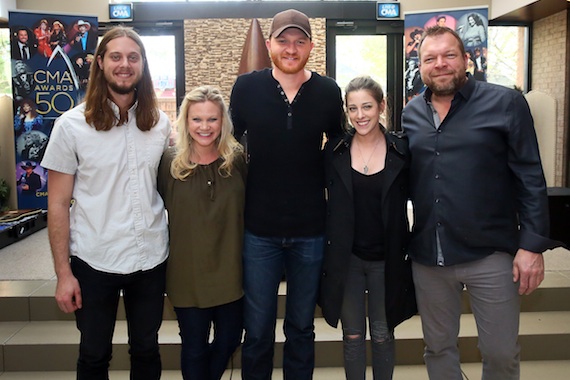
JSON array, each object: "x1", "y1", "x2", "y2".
[{"x1": 0, "y1": 227, "x2": 55, "y2": 280}]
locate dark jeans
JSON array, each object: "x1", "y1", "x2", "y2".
[
  {"x1": 71, "y1": 257, "x2": 167, "y2": 380},
  {"x1": 174, "y1": 298, "x2": 243, "y2": 380},
  {"x1": 241, "y1": 230, "x2": 324, "y2": 380},
  {"x1": 341, "y1": 256, "x2": 394, "y2": 380}
]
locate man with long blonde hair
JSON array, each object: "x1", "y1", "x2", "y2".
[{"x1": 41, "y1": 26, "x2": 171, "y2": 379}]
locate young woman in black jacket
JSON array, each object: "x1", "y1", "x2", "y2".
[{"x1": 319, "y1": 76, "x2": 417, "y2": 379}]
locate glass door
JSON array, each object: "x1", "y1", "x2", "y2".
[
  {"x1": 327, "y1": 20, "x2": 404, "y2": 130},
  {"x1": 335, "y1": 34, "x2": 388, "y2": 125},
  {"x1": 335, "y1": 35, "x2": 388, "y2": 94},
  {"x1": 129, "y1": 21, "x2": 185, "y2": 127},
  {"x1": 140, "y1": 34, "x2": 177, "y2": 125}
]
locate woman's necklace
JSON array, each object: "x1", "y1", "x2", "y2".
[{"x1": 356, "y1": 138, "x2": 380, "y2": 174}]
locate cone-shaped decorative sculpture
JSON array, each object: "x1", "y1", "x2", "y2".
[{"x1": 238, "y1": 18, "x2": 272, "y2": 75}]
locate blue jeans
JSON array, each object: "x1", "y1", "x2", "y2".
[
  {"x1": 241, "y1": 230, "x2": 325, "y2": 380},
  {"x1": 175, "y1": 298, "x2": 243, "y2": 380},
  {"x1": 71, "y1": 256, "x2": 166, "y2": 380}
]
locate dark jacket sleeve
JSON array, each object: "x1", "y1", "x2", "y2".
[
  {"x1": 508, "y1": 93, "x2": 561, "y2": 252},
  {"x1": 327, "y1": 81, "x2": 346, "y2": 141},
  {"x1": 230, "y1": 75, "x2": 247, "y2": 141}
]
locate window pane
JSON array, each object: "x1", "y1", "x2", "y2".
[
  {"x1": 335, "y1": 35, "x2": 388, "y2": 125},
  {"x1": 487, "y1": 26, "x2": 528, "y2": 92},
  {"x1": 140, "y1": 35, "x2": 177, "y2": 125},
  {"x1": 0, "y1": 28, "x2": 11, "y2": 97},
  {"x1": 335, "y1": 35, "x2": 387, "y2": 94}
]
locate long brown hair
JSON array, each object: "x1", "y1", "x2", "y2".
[{"x1": 84, "y1": 26, "x2": 159, "y2": 131}]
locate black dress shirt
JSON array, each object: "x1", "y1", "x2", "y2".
[{"x1": 402, "y1": 74, "x2": 557, "y2": 266}]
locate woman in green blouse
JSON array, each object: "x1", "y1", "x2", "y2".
[{"x1": 158, "y1": 85, "x2": 246, "y2": 380}]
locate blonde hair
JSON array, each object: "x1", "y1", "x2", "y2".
[{"x1": 171, "y1": 85, "x2": 243, "y2": 180}]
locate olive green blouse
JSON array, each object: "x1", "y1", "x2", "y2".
[{"x1": 157, "y1": 147, "x2": 247, "y2": 308}]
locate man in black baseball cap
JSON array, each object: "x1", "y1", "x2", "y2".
[{"x1": 230, "y1": 8, "x2": 345, "y2": 380}]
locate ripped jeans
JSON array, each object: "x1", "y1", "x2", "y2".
[{"x1": 340, "y1": 255, "x2": 394, "y2": 380}]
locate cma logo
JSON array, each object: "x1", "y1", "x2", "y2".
[
  {"x1": 378, "y1": 3, "x2": 400, "y2": 18},
  {"x1": 110, "y1": 4, "x2": 133, "y2": 20}
]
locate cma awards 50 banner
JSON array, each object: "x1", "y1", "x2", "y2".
[
  {"x1": 404, "y1": 7, "x2": 488, "y2": 103},
  {"x1": 9, "y1": 11, "x2": 98, "y2": 209}
]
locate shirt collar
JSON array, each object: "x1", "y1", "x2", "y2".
[{"x1": 107, "y1": 99, "x2": 139, "y2": 118}]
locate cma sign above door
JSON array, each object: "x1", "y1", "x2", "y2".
[
  {"x1": 377, "y1": 2, "x2": 401, "y2": 20},
  {"x1": 109, "y1": 3, "x2": 133, "y2": 22}
]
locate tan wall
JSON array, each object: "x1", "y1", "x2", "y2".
[
  {"x1": 14, "y1": 0, "x2": 107, "y2": 21},
  {"x1": 491, "y1": 0, "x2": 536, "y2": 19},
  {"x1": 183, "y1": 17, "x2": 326, "y2": 106},
  {"x1": 401, "y1": 0, "x2": 492, "y2": 18},
  {"x1": 0, "y1": 0, "x2": 17, "y2": 21},
  {"x1": 0, "y1": 96, "x2": 17, "y2": 210},
  {"x1": 532, "y1": 10, "x2": 568, "y2": 186}
]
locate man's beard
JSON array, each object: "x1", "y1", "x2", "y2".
[
  {"x1": 425, "y1": 73, "x2": 466, "y2": 97},
  {"x1": 108, "y1": 81, "x2": 138, "y2": 95},
  {"x1": 271, "y1": 52, "x2": 309, "y2": 74}
]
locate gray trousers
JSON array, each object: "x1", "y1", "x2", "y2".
[{"x1": 412, "y1": 252, "x2": 521, "y2": 380}]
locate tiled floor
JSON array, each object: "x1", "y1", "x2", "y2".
[{"x1": 1, "y1": 361, "x2": 570, "y2": 379}]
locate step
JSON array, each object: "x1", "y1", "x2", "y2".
[
  {"x1": 1, "y1": 311, "x2": 569, "y2": 371},
  {"x1": 0, "y1": 281, "x2": 177, "y2": 322},
  {"x1": 1, "y1": 270, "x2": 570, "y2": 322},
  {"x1": 1, "y1": 361, "x2": 570, "y2": 380}
]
